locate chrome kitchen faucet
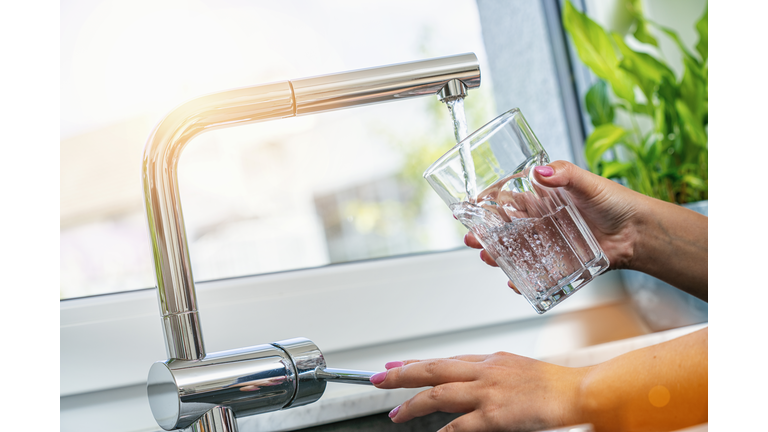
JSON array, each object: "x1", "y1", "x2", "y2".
[{"x1": 143, "y1": 53, "x2": 481, "y2": 431}]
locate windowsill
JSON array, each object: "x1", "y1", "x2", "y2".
[{"x1": 60, "y1": 248, "x2": 629, "y2": 396}]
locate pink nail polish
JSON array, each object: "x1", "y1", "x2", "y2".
[
  {"x1": 534, "y1": 166, "x2": 554, "y2": 177},
  {"x1": 389, "y1": 405, "x2": 400, "y2": 418},
  {"x1": 370, "y1": 371, "x2": 387, "y2": 385},
  {"x1": 385, "y1": 361, "x2": 404, "y2": 370}
]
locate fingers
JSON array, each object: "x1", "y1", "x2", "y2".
[
  {"x1": 508, "y1": 280, "x2": 521, "y2": 295},
  {"x1": 389, "y1": 382, "x2": 476, "y2": 423},
  {"x1": 464, "y1": 232, "x2": 499, "y2": 267},
  {"x1": 479, "y1": 250, "x2": 499, "y2": 267},
  {"x1": 463, "y1": 232, "x2": 482, "y2": 249},
  {"x1": 372, "y1": 358, "x2": 479, "y2": 389},
  {"x1": 446, "y1": 354, "x2": 488, "y2": 362},
  {"x1": 533, "y1": 160, "x2": 605, "y2": 200},
  {"x1": 401, "y1": 354, "x2": 487, "y2": 364}
]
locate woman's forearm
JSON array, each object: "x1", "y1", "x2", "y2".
[
  {"x1": 571, "y1": 328, "x2": 708, "y2": 431},
  {"x1": 630, "y1": 195, "x2": 708, "y2": 301}
]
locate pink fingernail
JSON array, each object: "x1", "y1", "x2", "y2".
[
  {"x1": 389, "y1": 405, "x2": 400, "y2": 418},
  {"x1": 534, "y1": 166, "x2": 554, "y2": 177},
  {"x1": 370, "y1": 371, "x2": 387, "y2": 385},
  {"x1": 385, "y1": 361, "x2": 404, "y2": 370}
]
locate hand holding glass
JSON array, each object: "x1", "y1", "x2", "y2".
[{"x1": 424, "y1": 109, "x2": 609, "y2": 313}]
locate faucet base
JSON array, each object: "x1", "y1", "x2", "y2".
[{"x1": 148, "y1": 339, "x2": 326, "y2": 431}]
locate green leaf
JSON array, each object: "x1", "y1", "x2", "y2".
[
  {"x1": 695, "y1": 7, "x2": 708, "y2": 63},
  {"x1": 654, "y1": 23, "x2": 701, "y2": 68},
  {"x1": 563, "y1": 1, "x2": 636, "y2": 103},
  {"x1": 585, "y1": 79, "x2": 614, "y2": 126},
  {"x1": 641, "y1": 132, "x2": 662, "y2": 166},
  {"x1": 675, "y1": 100, "x2": 707, "y2": 148},
  {"x1": 613, "y1": 34, "x2": 676, "y2": 98},
  {"x1": 625, "y1": 0, "x2": 659, "y2": 47},
  {"x1": 623, "y1": 102, "x2": 652, "y2": 116},
  {"x1": 584, "y1": 124, "x2": 627, "y2": 170},
  {"x1": 625, "y1": 0, "x2": 658, "y2": 47},
  {"x1": 600, "y1": 161, "x2": 634, "y2": 178},
  {"x1": 679, "y1": 55, "x2": 707, "y2": 122},
  {"x1": 682, "y1": 174, "x2": 707, "y2": 191},
  {"x1": 633, "y1": 18, "x2": 659, "y2": 47}
]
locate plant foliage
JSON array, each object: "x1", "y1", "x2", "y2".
[{"x1": 563, "y1": 0, "x2": 707, "y2": 203}]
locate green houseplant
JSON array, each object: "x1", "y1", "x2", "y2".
[
  {"x1": 563, "y1": 0, "x2": 707, "y2": 205},
  {"x1": 563, "y1": 0, "x2": 708, "y2": 331}
]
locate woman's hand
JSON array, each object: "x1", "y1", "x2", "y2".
[
  {"x1": 465, "y1": 160, "x2": 707, "y2": 300},
  {"x1": 466, "y1": 160, "x2": 644, "y2": 293},
  {"x1": 370, "y1": 353, "x2": 587, "y2": 432},
  {"x1": 370, "y1": 329, "x2": 707, "y2": 432},
  {"x1": 468, "y1": 160, "x2": 644, "y2": 270}
]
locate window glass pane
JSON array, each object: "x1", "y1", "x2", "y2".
[{"x1": 61, "y1": 0, "x2": 497, "y2": 299}]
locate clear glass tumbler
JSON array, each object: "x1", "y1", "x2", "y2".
[{"x1": 423, "y1": 108, "x2": 610, "y2": 313}]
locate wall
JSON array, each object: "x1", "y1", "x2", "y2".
[{"x1": 475, "y1": 0, "x2": 577, "y2": 164}]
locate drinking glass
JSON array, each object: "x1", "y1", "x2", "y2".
[{"x1": 423, "y1": 108, "x2": 609, "y2": 313}]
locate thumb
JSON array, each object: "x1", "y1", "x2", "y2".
[{"x1": 532, "y1": 160, "x2": 605, "y2": 200}]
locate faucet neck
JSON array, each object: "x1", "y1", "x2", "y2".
[{"x1": 142, "y1": 54, "x2": 481, "y2": 360}]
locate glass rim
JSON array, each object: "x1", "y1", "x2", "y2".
[{"x1": 423, "y1": 107, "x2": 521, "y2": 179}]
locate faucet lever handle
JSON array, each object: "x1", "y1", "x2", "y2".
[{"x1": 315, "y1": 367, "x2": 376, "y2": 385}]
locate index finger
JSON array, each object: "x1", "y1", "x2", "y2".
[
  {"x1": 372, "y1": 358, "x2": 480, "y2": 389},
  {"x1": 400, "y1": 354, "x2": 488, "y2": 366}
]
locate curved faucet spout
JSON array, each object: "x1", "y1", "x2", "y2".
[
  {"x1": 143, "y1": 81, "x2": 296, "y2": 360},
  {"x1": 142, "y1": 53, "x2": 481, "y2": 361}
]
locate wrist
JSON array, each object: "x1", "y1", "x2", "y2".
[
  {"x1": 572, "y1": 364, "x2": 622, "y2": 431},
  {"x1": 623, "y1": 194, "x2": 684, "y2": 274},
  {"x1": 612, "y1": 189, "x2": 657, "y2": 273},
  {"x1": 555, "y1": 365, "x2": 595, "y2": 428}
]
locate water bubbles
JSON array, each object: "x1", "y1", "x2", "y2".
[{"x1": 452, "y1": 201, "x2": 591, "y2": 306}]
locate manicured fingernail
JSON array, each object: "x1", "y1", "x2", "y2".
[
  {"x1": 385, "y1": 361, "x2": 404, "y2": 370},
  {"x1": 534, "y1": 166, "x2": 554, "y2": 177},
  {"x1": 389, "y1": 405, "x2": 400, "y2": 418},
  {"x1": 370, "y1": 371, "x2": 387, "y2": 385}
]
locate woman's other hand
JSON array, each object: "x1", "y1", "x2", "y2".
[{"x1": 370, "y1": 353, "x2": 586, "y2": 432}]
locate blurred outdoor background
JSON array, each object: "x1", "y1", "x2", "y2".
[{"x1": 60, "y1": 0, "x2": 497, "y2": 298}]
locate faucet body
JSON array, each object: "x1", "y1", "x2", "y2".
[{"x1": 143, "y1": 53, "x2": 480, "y2": 431}]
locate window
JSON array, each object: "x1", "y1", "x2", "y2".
[{"x1": 60, "y1": 0, "x2": 496, "y2": 299}]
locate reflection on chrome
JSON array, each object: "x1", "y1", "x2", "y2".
[{"x1": 143, "y1": 53, "x2": 481, "y2": 431}]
